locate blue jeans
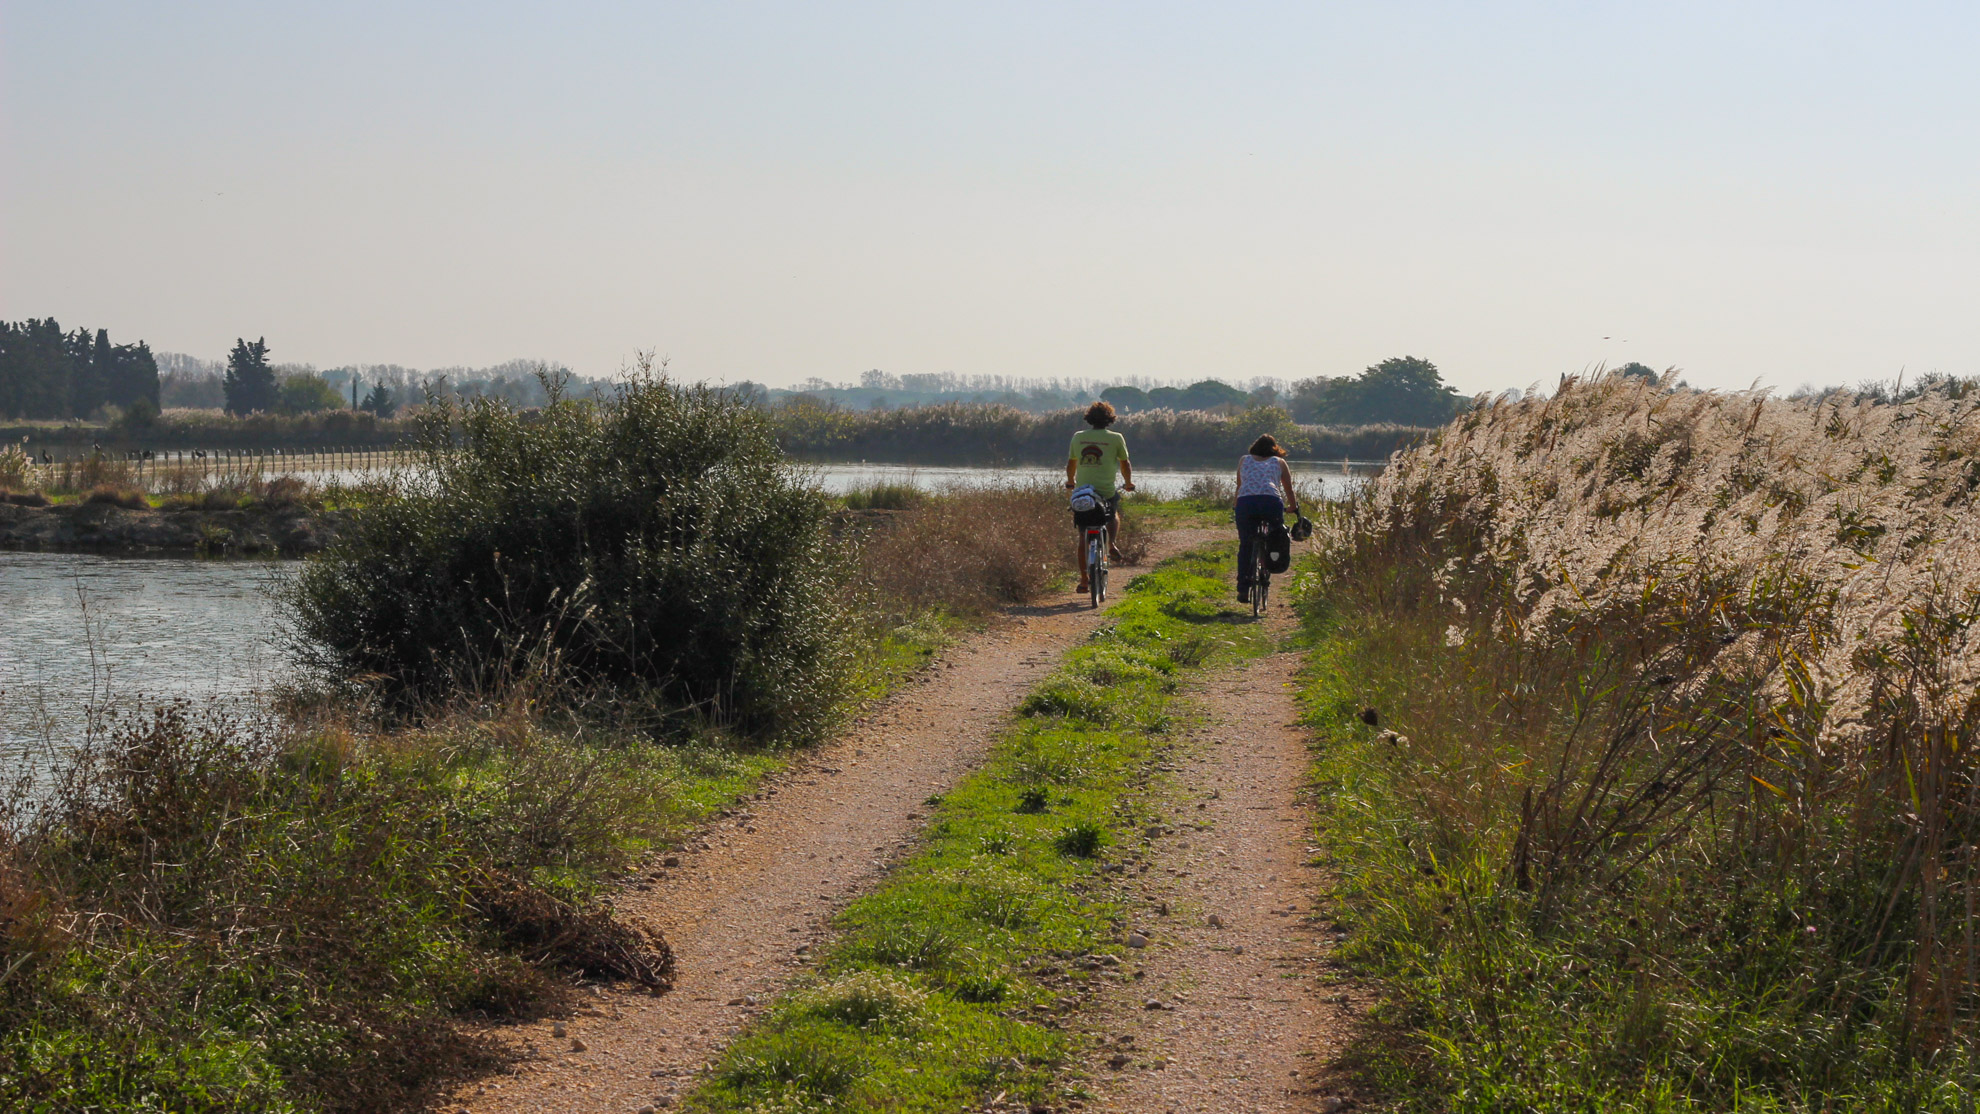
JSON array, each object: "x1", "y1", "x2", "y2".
[{"x1": 1234, "y1": 495, "x2": 1284, "y2": 587}]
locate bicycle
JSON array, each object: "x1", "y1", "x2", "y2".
[
  {"x1": 1248, "y1": 516, "x2": 1272, "y2": 617},
  {"x1": 1084, "y1": 517, "x2": 1109, "y2": 608},
  {"x1": 1069, "y1": 488, "x2": 1121, "y2": 609}
]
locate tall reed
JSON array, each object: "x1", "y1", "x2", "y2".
[{"x1": 1307, "y1": 373, "x2": 1980, "y2": 1104}]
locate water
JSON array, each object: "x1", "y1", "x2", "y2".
[
  {"x1": 801, "y1": 461, "x2": 1373, "y2": 500},
  {"x1": 122, "y1": 459, "x2": 1375, "y2": 500},
  {"x1": 0, "y1": 461, "x2": 1372, "y2": 773},
  {"x1": 0, "y1": 553, "x2": 298, "y2": 775}
]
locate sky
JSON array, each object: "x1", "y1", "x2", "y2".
[{"x1": 3, "y1": 2, "x2": 1977, "y2": 395}]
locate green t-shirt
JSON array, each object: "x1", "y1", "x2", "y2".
[{"x1": 1069, "y1": 428, "x2": 1129, "y2": 496}]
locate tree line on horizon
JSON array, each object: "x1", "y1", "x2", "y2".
[
  {"x1": 1098, "y1": 356, "x2": 1469, "y2": 427},
  {"x1": 756, "y1": 356, "x2": 1477, "y2": 427},
  {"x1": 8, "y1": 319, "x2": 1686, "y2": 433},
  {"x1": 0, "y1": 318, "x2": 160, "y2": 421}
]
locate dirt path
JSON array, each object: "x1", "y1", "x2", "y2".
[
  {"x1": 446, "y1": 529, "x2": 1215, "y2": 1114},
  {"x1": 1074, "y1": 613, "x2": 1367, "y2": 1114}
]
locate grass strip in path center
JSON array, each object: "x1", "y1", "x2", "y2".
[{"x1": 683, "y1": 546, "x2": 1263, "y2": 1114}]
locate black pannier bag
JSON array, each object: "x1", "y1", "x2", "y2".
[{"x1": 1266, "y1": 519, "x2": 1293, "y2": 573}]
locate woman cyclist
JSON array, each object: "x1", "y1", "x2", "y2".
[
  {"x1": 1065, "y1": 400, "x2": 1134, "y2": 594},
  {"x1": 1234, "y1": 433, "x2": 1300, "y2": 604}
]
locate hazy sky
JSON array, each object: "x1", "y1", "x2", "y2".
[{"x1": 4, "y1": 2, "x2": 1976, "y2": 394}]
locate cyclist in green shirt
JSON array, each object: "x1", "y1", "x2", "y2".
[{"x1": 1064, "y1": 401, "x2": 1134, "y2": 593}]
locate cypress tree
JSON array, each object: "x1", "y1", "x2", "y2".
[
  {"x1": 67, "y1": 327, "x2": 109, "y2": 418},
  {"x1": 223, "y1": 337, "x2": 277, "y2": 415}
]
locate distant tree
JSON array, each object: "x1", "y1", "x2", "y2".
[
  {"x1": 361, "y1": 383, "x2": 398, "y2": 418},
  {"x1": 1615, "y1": 362, "x2": 1658, "y2": 382},
  {"x1": 0, "y1": 319, "x2": 157, "y2": 420},
  {"x1": 223, "y1": 337, "x2": 278, "y2": 415},
  {"x1": 1100, "y1": 385, "x2": 1149, "y2": 412},
  {"x1": 724, "y1": 381, "x2": 768, "y2": 408},
  {"x1": 1177, "y1": 380, "x2": 1249, "y2": 412},
  {"x1": 161, "y1": 369, "x2": 226, "y2": 409},
  {"x1": 111, "y1": 395, "x2": 159, "y2": 434},
  {"x1": 1294, "y1": 357, "x2": 1465, "y2": 426},
  {"x1": 0, "y1": 319, "x2": 73, "y2": 419},
  {"x1": 117, "y1": 341, "x2": 159, "y2": 411},
  {"x1": 67, "y1": 328, "x2": 109, "y2": 418},
  {"x1": 1288, "y1": 376, "x2": 1347, "y2": 423},
  {"x1": 279, "y1": 372, "x2": 344, "y2": 414}
]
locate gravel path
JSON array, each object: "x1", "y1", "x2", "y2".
[
  {"x1": 1074, "y1": 612, "x2": 1369, "y2": 1114},
  {"x1": 445, "y1": 529, "x2": 1216, "y2": 1114}
]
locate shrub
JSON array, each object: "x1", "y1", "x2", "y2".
[
  {"x1": 1, "y1": 704, "x2": 679, "y2": 1111},
  {"x1": 290, "y1": 371, "x2": 853, "y2": 741},
  {"x1": 83, "y1": 484, "x2": 146, "y2": 510}
]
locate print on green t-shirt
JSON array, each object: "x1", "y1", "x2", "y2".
[{"x1": 1069, "y1": 429, "x2": 1129, "y2": 496}]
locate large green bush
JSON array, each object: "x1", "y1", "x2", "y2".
[{"x1": 291, "y1": 374, "x2": 851, "y2": 740}]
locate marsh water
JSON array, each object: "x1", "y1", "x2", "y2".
[
  {"x1": 802, "y1": 460, "x2": 1371, "y2": 500},
  {"x1": 0, "y1": 553, "x2": 297, "y2": 774},
  {"x1": 0, "y1": 462, "x2": 1371, "y2": 772}
]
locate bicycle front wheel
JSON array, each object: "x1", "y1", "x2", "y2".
[
  {"x1": 1253, "y1": 535, "x2": 1269, "y2": 616},
  {"x1": 1089, "y1": 535, "x2": 1103, "y2": 609}
]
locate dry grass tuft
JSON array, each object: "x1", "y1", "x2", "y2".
[
  {"x1": 854, "y1": 483, "x2": 1069, "y2": 618},
  {"x1": 82, "y1": 484, "x2": 147, "y2": 509}
]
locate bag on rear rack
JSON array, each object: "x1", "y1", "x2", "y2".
[
  {"x1": 1266, "y1": 519, "x2": 1293, "y2": 573},
  {"x1": 1068, "y1": 484, "x2": 1110, "y2": 527}
]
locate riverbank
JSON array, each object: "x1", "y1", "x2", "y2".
[{"x1": 0, "y1": 498, "x2": 347, "y2": 555}]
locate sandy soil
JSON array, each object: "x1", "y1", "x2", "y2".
[
  {"x1": 445, "y1": 528, "x2": 1216, "y2": 1114},
  {"x1": 1072, "y1": 612, "x2": 1369, "y2": 1114}
]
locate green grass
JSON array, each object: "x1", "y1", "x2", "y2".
[{"x1": 685, "y1": 546, "x2": 1263, "y2": 1114}]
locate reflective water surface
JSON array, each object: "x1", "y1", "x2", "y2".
[
  {"x1": 0, "y1": 553, "x2": 297, "y2": 773},
  {"x1": 0, "y1": 461, "x2": 1371, "y2": 772},
  {"x1": 801, "y1": 461, "x2": 1371, "y2": 500}
]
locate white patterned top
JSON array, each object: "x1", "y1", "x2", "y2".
[{"x1": 1236, "y1": 454, "x2": 1286, "y2": 501}]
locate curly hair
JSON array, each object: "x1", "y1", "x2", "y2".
[{"x1": 1084, "y1": 400, "x2": 1117, "y2": 428}]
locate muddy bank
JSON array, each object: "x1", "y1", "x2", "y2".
[{"x1": 0, "y1": 500, "x2": 346, "y2": 556}]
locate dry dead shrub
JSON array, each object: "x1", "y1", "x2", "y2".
[
  {"x1": 469, "y1": 871, "x2": 673, "y2": 992},
  {"x1": 82, "y1": 484, "x2": 147, "y2": 510},
  {"x1": 257, "y1": 474, "x2": 310, "y2": 508},
  {"x1": 856, "y1": 484, "x2": 1069, "y2": 617}
]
